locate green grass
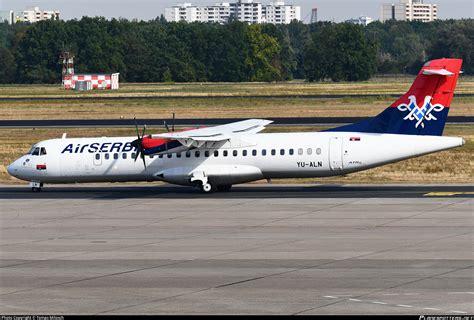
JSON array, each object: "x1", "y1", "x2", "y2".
[{"x1": 1, "y1": 77, "x2": 473, "y2": 97}]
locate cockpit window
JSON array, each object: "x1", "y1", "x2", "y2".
[
  {"x1": 40, "y1": 147, "x2": 47, "y2": 156},
  {"x1": 32, "y1": 147, "x2": 40, "y2": 156}
]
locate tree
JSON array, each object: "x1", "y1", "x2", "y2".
[
  {"x1": 246, "y1": 24, "x2": 281, "y2": 82},
  {"x1": 0, "y1": 47, "x2": 16, "y2": 83},
  {"x1": 304, "y1": 23, "x2": 377, "y2": 82},
  {"x1": 428, "y1": 20, "x2": 474, "y2": 74}
]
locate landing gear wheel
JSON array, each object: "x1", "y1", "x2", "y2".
[
  {"x1": 30, "y1": 182, "x2": 43, "y2": 192},
  {"x1": 217, "y1": 184, "x2": 232, "y2": 192},
  {"x1": 201, "y1": 183, "x2": 213, "y2": 193}
]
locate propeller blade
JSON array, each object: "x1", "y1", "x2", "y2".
[
  {"x1": 131, "y1": 117, "x2": 147, "y2": 170},
  {"x1": 172, "y1": 112, "x2": 175, "y2": 132},
  {"x1": 134, "y1": 116, "x2": 140, "y2": 138},
  {"x1": 141, "y1": 153, "x2": 147, "y2": 170},
  {"x1": 164, "y1": 120, "x2": 170, "y2": 132}
]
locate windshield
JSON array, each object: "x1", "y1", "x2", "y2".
[{"x1": 27, "y1": 146, "x2": 46, "y2": 156}]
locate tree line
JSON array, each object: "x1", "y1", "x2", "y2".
[{"x1": 0, "y1": 17, "x2": 472, "y2": 84}]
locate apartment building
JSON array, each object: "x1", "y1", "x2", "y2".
[
  {"x1": 381, "y1": 0, "x2": 437, "y2": 22},
  {"x1": 165, "y1": 0, "x2": 301, "y2": 24}
]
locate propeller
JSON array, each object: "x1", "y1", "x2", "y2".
[
  {"x1": 164, "y1": 113, "x2": 176, "y2": 132},
  {"x1": 131, "y1": 116, "x2": 147, "y2": 170},
  {"x1": 172, "y1": 112, "x2": 175, "y2": 132}
]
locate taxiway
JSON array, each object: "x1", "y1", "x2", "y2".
[{"x1": 0, "y1": 184, "x2": 472, "y2": 314}]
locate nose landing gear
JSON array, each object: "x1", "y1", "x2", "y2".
[{"x1": 30, "y1": 181, "x2": 43, "y2": 192}]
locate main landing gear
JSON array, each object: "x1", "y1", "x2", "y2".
[
  {"x1": 199, "y1": 183, "x2": 232, "y2": 193},
  {"x1": 30, "y1": 181, "x2": 43, "y2": 192},
  {"x1": 201, "y1": 183, "x2": 213, "y2": 193},
  {"x1": 190, "y1": 172, "x2": 232, "y2": 193}
]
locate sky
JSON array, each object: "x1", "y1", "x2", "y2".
[{"x1": 1, "y1": 0, "x2": 473, "y2": 22}]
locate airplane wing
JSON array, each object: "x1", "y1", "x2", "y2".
[{"x1": 150, "y1": 119, "x2": 273, "y2": 148}]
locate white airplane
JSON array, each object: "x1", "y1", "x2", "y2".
[{"x1": 7, "y1": 58, "x2": 465, "y2": 193}]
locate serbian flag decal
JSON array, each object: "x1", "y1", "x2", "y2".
[
  {"x1": 350, "y1": 137, "x2": 361, "y2": 141},
  {"x1": 36, "y1": 164, "x2": 47, "y2": 170}
]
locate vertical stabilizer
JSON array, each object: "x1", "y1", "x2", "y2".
[{"x1": 328, "y1": 58, "x2": 463, "y2": 136}]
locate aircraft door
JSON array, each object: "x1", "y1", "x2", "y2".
[
  {"x1": 329, "y1": 137, "x2": 343, "y2": 171},
  {"x1": 93, "y1": 153, "x2": 102, "y2": 166}
]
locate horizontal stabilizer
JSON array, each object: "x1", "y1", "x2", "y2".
[{"x1": 422, "y1": 69, "x2": 454, "y2": 76}]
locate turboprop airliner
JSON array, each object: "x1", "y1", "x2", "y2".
[{"x1": 7, "y1": 58, "x2": 466, "y2": 193}]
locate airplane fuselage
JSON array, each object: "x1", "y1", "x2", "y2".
[{"x1": 7, "y1": 131, "x2": 464, "y2": 188}]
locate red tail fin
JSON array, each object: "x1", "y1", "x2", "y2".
[
  {"x1": 390, "y1": 58, "x2": 463, "y2": 109},
  {"x1": 328, "y1": 58, "x2": 463, "y2": 136}
]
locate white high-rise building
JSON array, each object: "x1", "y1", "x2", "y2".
[
  {"x1": 15, "y1": 7, "x2": 60, "y2": 23},
  {"x1": 165, "y1": 3, "x2": 202, "y2": 22},
  {"x1": 264, "y1": 1, "x2": 301, "y2": 24},
  {"x1": 165, "y1": 1, "x2": 301, "y2": 24},
  {"x1": 381, "y1": 0, "x2": 437, "y2": 22},
  {"x1": 0, "y1": 11, "x2": 14, "y2": 24}
]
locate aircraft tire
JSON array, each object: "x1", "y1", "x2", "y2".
[
  {"x1": 201, "y1": 183, "x2": 214, "y2": 193},
  {"x1": 32, "y1": 187, "x2": 41, "y2": 192}
]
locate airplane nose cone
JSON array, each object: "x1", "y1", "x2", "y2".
[{"x1": 7, "y1": 162, "x2": 17, "y2": 177}]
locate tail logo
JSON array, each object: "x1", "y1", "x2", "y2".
[{"x1": 397, "y1": 95, "x2": 445, "y2": 128}]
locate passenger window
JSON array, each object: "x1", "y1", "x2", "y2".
[
  {"x1": 205, "y1": 150, "x2": 210, "y2": 157},
  {"x1": 167, "y1": 153, "x2": 172, "y2": 158},
  {"x1": 122, "y1": 153, "x2": 127, "y2": 159},
  {"x1": 131, "y1": 153, "x2": 136, "y2": 159},
  {"x1": 289, "y1": 149, "x2": 294, "y2": 155},
  {"x1": 262, "y1": 149, "x2": 267, "y2": 156},
  {"x1": 252, "y1": 150, "x2": 257, "y2": 156},
  {"x1": 195, "y1": 151, "x2": 200, "y2": 158},
  {"x1": 114, "y1": 153, "x2": 119, "y2": 160},
  {"x1": 32, "y1": 148, "x2": 40, "y2": 156},
  {"x1": 233, "y1": 150, "x2": 238, "y2": 157},
  {"x1": 214, "y1": 150, "x2": 219, "y2": 157},
  {"x1": 186, "y1": 151, "x2": 191, "y2": 158},
  {"x1": 223, "y1": 150, "x2": 228, "y2": 157},
  {"x1": 177, "y1": 152, "x2": 181, "y2": 158},
  {"x1": 271, "y1": 149, "x2": 276, "y2": 156},
  {"x1": 307, "y1": 148, "x2": 312, "y2": 155},
  {"x1": 243, "y1": 150, "x2": 247, "y2": 157},
  {"x1": 298, "y1": 148, "x2": 303, "y2": 155},
  {"x1": 105, "y1": 153, "x2": 110, "y2": 160},
  {"x1": 95, "y1": 154, "x2": 100, "y2": 160},
  {"x1": 40, "y1": 147, "x2": 47, "y2": 156},
  {"x1": 316, "y1": 148, "x2": 321, "y2": 155},
  {"x1": 159, "y1": 154, "x2": 163, "y2": 159},
  {"x1": 149, "y1": 155, "x2": 154, "y2": 159},
  {"x1": 280, "y1": 149, "x2": 285, "y2": 156}
]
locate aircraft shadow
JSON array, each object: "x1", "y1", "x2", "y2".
[{"x1": 0, "y1": 184, "x2": 472, "y2": 200}]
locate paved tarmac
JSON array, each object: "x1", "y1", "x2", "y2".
[
  {"x1": 1, "y1": 116, "x2": 473, "y2": 128},
  {"x1": 0, "y1": 184, "x2": 472, "y2": 315}
]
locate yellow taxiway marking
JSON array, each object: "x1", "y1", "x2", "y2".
[{"x1": 424, "y1": 192, "x2": 474, "y2": 197}]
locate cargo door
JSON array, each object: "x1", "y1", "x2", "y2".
[{"x1": 329, "y1": 137, "x2": 343, "y2": 171}]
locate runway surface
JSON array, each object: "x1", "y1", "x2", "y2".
[
  {"x1": 0, "y1": 183, "x2": 473, "y2": 200},
  {"x1": 1, "y1": 116, "x2": 473, "y2": 128},
  {"x1": 0, "y1": 184, "x2": 473, "y2": 314}
]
